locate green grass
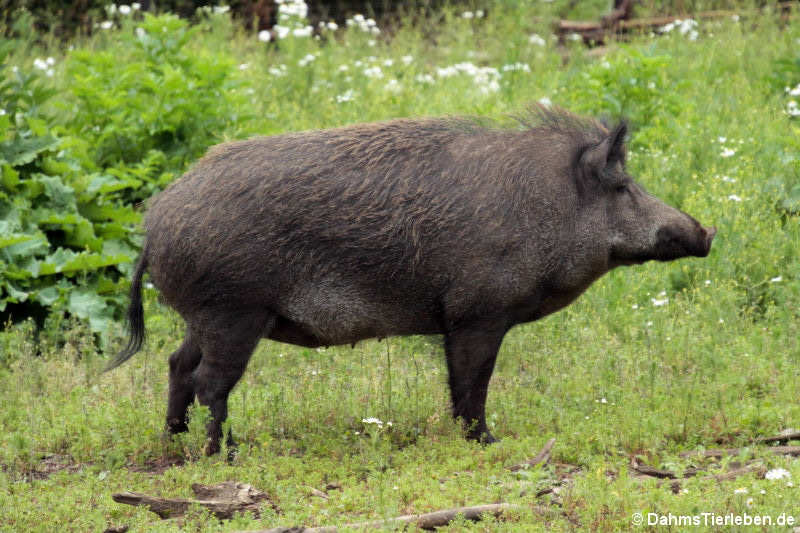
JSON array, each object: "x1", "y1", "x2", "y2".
[{"x1": 2, "y1": 1, "x2": 800, "y2": 531}]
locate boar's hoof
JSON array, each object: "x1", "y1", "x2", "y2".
[{"x1": 467, "y1": 429, "x2": 499, "y2": 445}]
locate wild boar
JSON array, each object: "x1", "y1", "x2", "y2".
[{"x1": 106, "y1": 107, "x2": 716, "y2": 454}]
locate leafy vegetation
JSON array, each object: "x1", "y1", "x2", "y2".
[{"x1": 1, "y1": 1, "x2": 799, "y2": 531}]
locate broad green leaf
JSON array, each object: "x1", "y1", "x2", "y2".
[{"x1": 0, "y1": 135, "x2": 59, "y2": 166}]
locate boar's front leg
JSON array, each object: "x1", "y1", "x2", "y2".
[{"x1": 444, "y1": 320, "x2": 508, "y2": 444}]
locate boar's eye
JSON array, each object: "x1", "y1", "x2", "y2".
[{"x1": 614, "y1": 182, "x2": 628, "y2": 194}]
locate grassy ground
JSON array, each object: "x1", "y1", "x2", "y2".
[{"x1": 2, "y1": 1, "x2": 800, "y2": 531}]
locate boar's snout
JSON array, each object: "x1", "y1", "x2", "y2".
[{"x1": 655, "y1": 219, "x2": 716, "y2": 260}]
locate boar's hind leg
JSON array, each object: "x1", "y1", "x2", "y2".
[
  {"x1": 166, "y1": 329, "x2": 202, "y2": 434},
  {"x1": 444, "y1": 321, "x2": 508, "y2": 444},
  {"x1": 193, "y1": 310, "x2": 275, "y2": 456}
]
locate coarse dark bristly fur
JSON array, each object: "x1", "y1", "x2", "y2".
[{"x1": 106, "y1": 105, "x2": 716, "y2": 454}]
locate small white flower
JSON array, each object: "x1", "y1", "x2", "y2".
[
  {"x1": 568, "y1": 32, "x2": 582, "y2": 42},
  {"x1": 273, "y1": 24, "x2": 290, "y2": 39},
  {"x1": 258, "y1": 30, "x2": 272, "y2": 42},
  {"x1": 337, "y1": 64, "x2": 349, "y2": 72},
  {"x1": 367, "y1": 39, "x2": 377, "y2": 46},
  {"x1": 213, "y1": 5, "x2": 230, "y2": 14},
  {"x1": 100, "y1": 20, "x2": 113, "y2": 30},
  {"x1": 362, "y1": 417, "x2": 383, "y2": 426},
  {"x1": 335, "y1": 89, "x2": 355, "y2": 103},
  {"x1": 770, "y1": 276, "x2": 783, "y2": 283},
  {"x1": 651, "y1": 297, "x2": 669, "y2": 307},
  {"x1": 764, "y1": 468, "x2": 792, "y2": 479},
  {"x1": 33, "y1": 58, "x2": 48, "y2": 70},
  {"x1": 363, "y1": 65, "x2": 383, "y2": 78},
  {"x1": 462, "y1": 11, "x2": 474, "y2": 19},
  {"x1": 718, "y1": 136, "x2": 727, "y2": 143},
  {"x1": 787, "y1": 84, "x2": 800, "y2": 96},
  {"x1": 600, "y1": 397, "x2": 607, "y2": 404},
  {"x1": 529, "y1": 33, "x2": 546, "y2": 46},
  {"x1": 268, "y1": 64, "x2": 287, "y2": 77},
  {"x1": 118, "y1": 4, "x2": 131, "y2": 15},
  {"x1": 383, "y1": 58, "x2": 394, "y2": 67},
  {"x1": 646, "y1": 321, "x2": 654, "y2": 327},
  {"x1": 46, "y1": 56, "x2": 55, "y2": 66},
  {"x1": 385, "y1": 79, "x2": 401, "y2": 92},
  {"x1": 476, "y1": 9, "x2": 484, "y2": 18},
  {"x1": 734, "y1": 487, "x2": 748, "y2": 494},
  {"x1": 105, "y1": 4, "x2": 117, "y2": 15},
  {"x1": 401, "y1": 55, "x2": 413, "y2": 65},
  {"x1": 326, "y1": 21, "x2": 338, "y2": 31},
  {"x1": 746, "y1": 497, "x2": 753, "y2": 507},
  {"x1": 0, "y1": 109, "x2": 5, "y2": 116},
  {"x1": 292, "y1": 25, "x2": 313, "y2": 38},
  {"x1": 132, "y1": 2, "x2": 141, "y2": 10},
  {"x1": 704, "y1": 279, "x2": 711, "y2": 285},
  {"x1": 415, "y1": 73, "x2": 435, "y2": 84},
  {"x1": 721, "y1": 175, "x2": 736, "y2": 183},
  {"x1": 238, "y1": 63, "x2": 249, "y2": 70},
  {"x1": 727, "y1": 194, "x2": 742, "y2": 202},
  {"x1": 720, "y1": 147, "x2": 736, "y2": 157},
  {"x1": 136, "y1": 26, "x2": 146, "y2": 38},
  {"x1": 298, "y1": 53, "x2": 316, "y2": 67},
  {"x1": 632, "y1": 304, "x2": 639, "y2": 309},
  {"x1": 538, "y1": 96, "x2": 552, "y2": 107},
  {"x1": 731, "y1": 14, "x2": 739, "y2": 22}
]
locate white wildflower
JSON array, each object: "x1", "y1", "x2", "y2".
[
  {"x1": 770, "y1": 276, "x2": 783, "y2": 283},
  {"x1": 238, "y1": 63, "x2": 249, "y2": 70},
  {"x1": 568, "y1": 32, "x2": 582, "y2": 41},
  {"x1": 502, "y1": 62, "x2": 531, "y2": 72},
  {"x1": 786, "y1": 84, "x2": 800, "y2": 97},
  {"x1": 273, "y1": 24, "x2": 290, "y2": 39},
  {"x1": 475, "y1": 9, "x2": 484, "y2": 18},
  {"x1": 720, "y1": 147, "x2": 736, "y2": 157},
  {"x1": 415, "y1": 73, "x2": 435, "y2": 84},
  {"x1": 367, "y1": 39, "x2": 376, "y2": 47},
  {"x1": 734, "y1": 487, "x2": 748, "y2": 494},
  {"x1": 600, "y1": 397, "x2": 607, "y2": 404},
  {"x1": 632, "y1": 304, "x2": 639, "y2": 309},
  {"x1": 132, "y1": 2, "x2": 141, "y2": 10},
  {"x1": 326, "y1": 21, "x2": 338, "y2": 31},
  {"x1": 651, "y1": 297, "x2": 669, "y2": 307},
  {"x1": 0, "y1": 109, "x2": 5, "y2": 116},
  {"x1": 363, "y1": 65, "x2": 383, "y2": 78},
  {"x1": 118, "y1": 4, "x2": 131, "y2": 15},
  {"x1": 337, "y1": 64, "x2": 349, "y2": 72},
  {"x1": 462, "y1": 11, "x2": 474, "y2": 19},
  {"x1": 385, "y1": 78, "x2": 401, "y2": 92},
  {"x1": 105, "y1": 4, "x2": 117, "y2": 15},
  {"x1": 33, "y1": 58, "x2": 48, "y2": 70},
  {"x1": 292, "y1": 25, "x2": 313, "y2": 37},
  {"x1": 268, "y1": 64, "x2": 287, "y2": 77},
  {"x1": 401, "y1": 55, "x2": 413, "y2": 65},
  {"x1": 99, "y1": 20, "x2": 113, "y2": 30},
  {"x1": 135, "y1": 26, "x2": 146, "y2": 38},
  {"x1": 213, "y1": 5, "x2": 230, "y2": 14},
  {"x1": 298, "y1": 53, "x2": 316, "y2": 67},
  {"x1": 766, "y1": 468, "x2": 791, "y2": 480},
  {"x1": 258, "y1": 30, "x2": 272, "y2": 42},
  {"x1": 538, "y1": 96, "x2": 552, "y2": 107},
  {"x1": 383, "y1": 58, "x2": 394, "y2": 67},
  {"x1": 721, "y1": 175, "x2": 736, "y2": 183},
  {"x1": 336, "y1": 89, "x2": 355, "y2": 103},
  {"x1": 529, "y1": 33, "x2": 546, "y2": 46},
  {"x1": 718, "y1": 136, "x2": 727, "y2": 143},
  {"x1": 727, "y1": 194, "x2": 742, "y2": 202},
  {"x1": 787, "y1": 101, "x2": 800, "y2": 117}
]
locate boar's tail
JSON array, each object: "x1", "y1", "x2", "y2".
[{"x1": 104, "y1": 250, "x2": 148, "y2": 372}]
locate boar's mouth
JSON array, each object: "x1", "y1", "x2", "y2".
[
  {"x1": 652, "y1": 224, "x2": 717, "y2": 262},
  {"x1": 611, "y1": 225, "x2": 717, "y2": 266}
]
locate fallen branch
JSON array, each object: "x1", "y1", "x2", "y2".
[
  {"x1": 508, "y1": 438, "x2": 556, "y2": 472},
  {"x1": 756, "y1": 431, "x2": 800, "y2": 445},
  {"x1": 556, "y1": 1, "x2": 799, "y2": 44},
  {"x1": 680, "y1": 446, "x2": 800, "y2": 459},
  {"x1": 630, "y1": 459, "x2": 678, "y2": 479},
  {"x1": 238, "y1": 503, "x2": 522, "y2": 533},
  {"x1": 112, "y1": 481, "x2": 274, "y2": 520}
]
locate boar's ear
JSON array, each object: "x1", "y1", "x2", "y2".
[{"x1": 580, "y1": 121, "x2": 627, "y2": 175}]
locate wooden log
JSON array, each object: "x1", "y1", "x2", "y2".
[
  {"x1": 508, "y1": 438, "x2": 556, "y2": 472},
  {"x1": 238, "y1": 503, "x2": 522, "y2": 533},
  {"x1": 112, "y1": 481, "x2": 273, "y2": 520}
]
